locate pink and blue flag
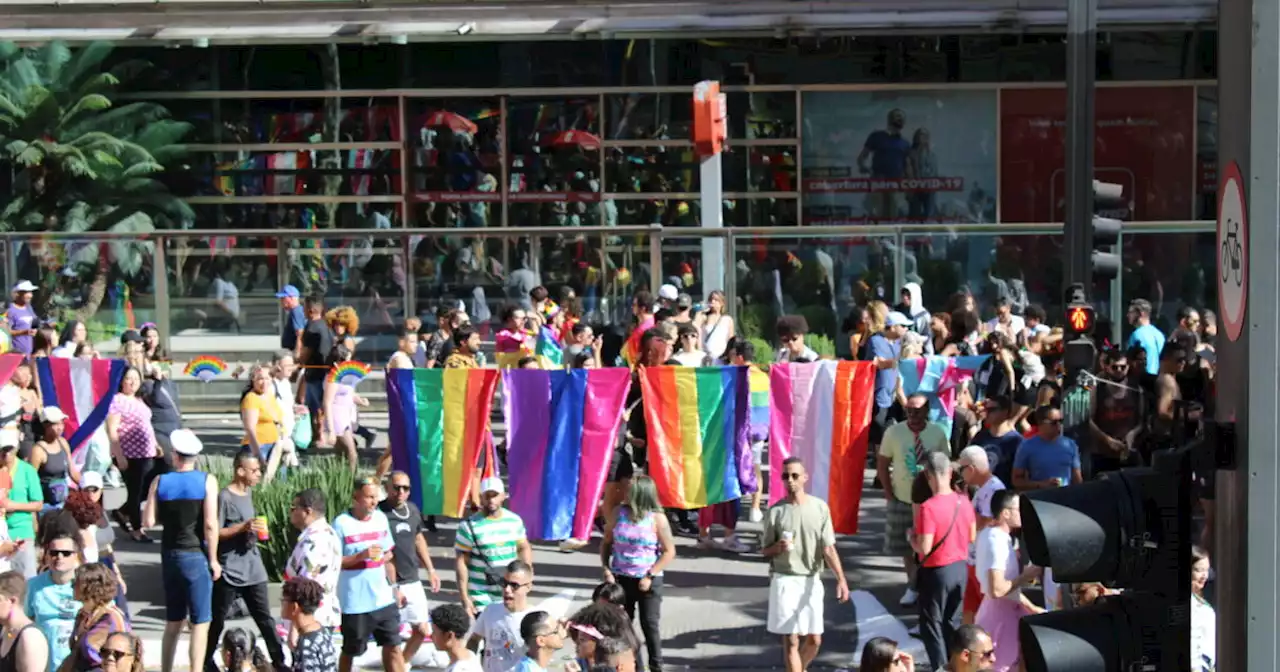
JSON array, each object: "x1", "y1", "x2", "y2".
[
  {"x1": 502, "y1": 368, "x2": 631, "y2": 541},
  {"x1": 898, "y1": 355, "x2": 988, "y2": 436},
  {"x1": 36, "y1": 357, "x2": 128, "y2": 452}
]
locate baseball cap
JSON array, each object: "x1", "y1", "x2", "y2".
[
  {"x1": 676, "y1": 293, "x2": 693, "y2": 310},
  {"x1": 0, "y1": 429, "x2": 18, "y2": 450},
  {"x1": 170, "y1": 429, "x2": 204, "y2": 456},
  {"x1": 275, "y1": 285, "x2": 301, "y2": 299},
  {"x1": 479, "y1": 477, "x2": 505, "y2": 496},
  {"x1": 80, "y1": 471, "x2": 104, "y2": 490},
  {"x1": 658, "y1": 284, "x2": 679, "y2": 302},
  {"x1": 120, "y1": 330, "x2": 143, "y2": 344},
  {"x1": 41, "y1": 407, "x2": 67, "y2": 423},
  {"x1": 885, "y1": 311, "x2": 913, "y2": 328},
  {"x1": 12, "y1": 280, "x2": 36, "y2": 293}
]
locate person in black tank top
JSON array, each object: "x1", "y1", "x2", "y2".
[
  {"x1": 30, "y1": 409, "x2": 81, "y2": 507},
  {"x1": 0, "y1": 571, "x2": 48, "y2": 672},
  {"x1": 142, "y1": 429, "x2": 220, "y2": 672}
]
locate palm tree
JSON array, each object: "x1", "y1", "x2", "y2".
[{"x1": 0, "y1": 41, "x2": 191, "y2": 322}]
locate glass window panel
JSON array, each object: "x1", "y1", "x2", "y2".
[
  {"x1": 165, "y1": 235, "x2": 278, "y2": 337},
  {"x1": 410, "y1": 235, "x2": 512, "y2": 336},
  {"x1": 405, "y1": 98, "x2": 502, "y2": 198},
  {"x1": 605, "y1": 145, "x2": 796, "y2": 194},
  {"x1": 727, "y1": 92, "x2": 797, "y2": 139},
  {"x1": 185, "y1": 202, "x2": 400, "y2": 229},
  {"x1": 168, "y1": 149, "x2": 403, "y2": 199},
  {"x1": 599, "y1": 232, "x2": 653, "y2": 332},
  {"x1": 507, "y1": 97, "x2": 602, "y2": 204},
  {"x1": 411, "y1": 198, "x2": 500, "y2": 230},
  {"x1": 1196, "y1": 87, "x2": 1218, "y2": 220},
  {"x1": 14, "y1": 239, "x2": 152, "y2": 343},
  {"x1": 734, "y1": 235, "x2": 897, "y2": 359},
  {"x1": 608, "y1": 197, "x2": 797, "y2": 228},
  {"x1": 161, "y1": 97, "x2": 403, "y2": 145},
  {"x1": 529, "y1": 235, "x2": 609, "y2": 330},
  {"x1": 1121, "y1": 232, "x2": 1217, "y2": 336},
  {"x1": 605, "y1": 93, "x2": 694, "y2": 141}
]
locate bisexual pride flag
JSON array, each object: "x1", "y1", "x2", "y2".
[{"x1": 502, "y1": 368, "x2": 631, "y2": 541}]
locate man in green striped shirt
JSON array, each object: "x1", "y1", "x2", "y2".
[{"x1": 455, "y1": 477, "x2": 533, "y2": 616}]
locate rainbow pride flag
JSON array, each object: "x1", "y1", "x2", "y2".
[
  {"x1": 769, "y1": 360, "x2": 876, "y2": 534},
  {"x1": 621, "y1": 316, "x2": 655, "y2": 367},
  {"x1": 748, "y1": 365, "x2": 770, "y2": 442},
  {"x1": 534, "y1": 326, "x2": 564, "y2": 369},
  {"x1": 386, "y1": 368, "x2": 500, "y2": 517},
  {"x1": 638, "y1": 366, "x2": 756, "y2": 509},
  {"x1": 502, "y1": 368, "x2": 631, "y2": 540}
]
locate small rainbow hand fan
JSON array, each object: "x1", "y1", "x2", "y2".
[
  {"x1": 184, "y1": 356, "x2": 227, "y2": 382},
  {"x1": 328, "y1": 361, "x2": 371, "y2": 387}
]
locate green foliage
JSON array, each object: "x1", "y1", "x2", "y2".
[
  {"x1": 739, "y1": 303, "x2": 777, "y2": 341},
  {"x1": 806, "y1": 334, "x2": 836, "y2": 359},
  {"x1": 747, "y1": 337, "x2": 775, "y2": 368},
  {"x1": 209, "y1": 456, "x2": 358, "y2": 582},
  {"x1": 796, "y1": 305, "x2": 838, "y2": 340}
]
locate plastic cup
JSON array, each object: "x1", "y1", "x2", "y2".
[
  {"x1": 254, "y1": 516, "x2": 269, "y2": 542},
  {"x1": 368, "y1": 544, "x2": 383, "y2": 561},
  {"x1": 781, "y1": 531, "x2": 794, "y2": 549}
]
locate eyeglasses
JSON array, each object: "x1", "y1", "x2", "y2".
[
  {"x1": 47, "y1": 549, "x2": 76, "y2": 558},
  {"x1": 391, "y1": 485, "x2": 412, "y2": 492},
  {"x1": 502, "y1": 580, "x2": 531, "y2": 591},
  {"x1": 101, "y1": 649, "x2": 132, "y2": 662},
  {"x1": 781, "y1": 472, "x2": 802, "y2": 481}
]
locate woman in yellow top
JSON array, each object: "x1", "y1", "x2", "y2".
[{"x1": 239, "y1": 364, "x2": 283, "y2": 464}]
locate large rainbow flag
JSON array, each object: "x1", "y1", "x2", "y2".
[
  {"x1": 769, "y1": 360, "x2": 876, "y2": 534},
  {"x1": 502, "y1": 368, "x2": 631, "y2": 540},
  {"x1": 638, "y1": 366, "x2": 756, "y2": 509},
  {"x1": 621, "y1": 316, "x2": 655, "y2": 367},
  {"x1": 36, "y1": 357, "x2": 128, "y2": 453},
  {"x1": 386, "y1": 368, "x2": 500, "y2": 517}
]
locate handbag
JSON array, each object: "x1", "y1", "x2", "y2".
[
  {"x1": 914, "y1": 498, "x2": 962, "y2": 588},
  {"x1": 464, "y1": 517, "x2": 506, "y2": 587}
]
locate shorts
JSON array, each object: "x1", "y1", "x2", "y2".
[
  {"x1": 767, "y1": 574, "x2": 825, "y2": 636},
  {"x1": 397, "y1": 581, "x2": 431, "y2": 625},
  {"x1": 161, "y1": 549, "x2": 213, "y2": 624},
  {"x1": 607, "y1": 446, "x2": 634, "y2": 483},
  {"x1": 883, "y1": 496, "x2": 914, "y2": 557},
  {"x1": 340, "y1": 604, "x2": 402, "y2": 656},
  {"x1": 304, "y1": 379, "x2": 325, "y2": 416},
  {"x1": 964, "y1": 564, "x2": 984, "y2": 613}
]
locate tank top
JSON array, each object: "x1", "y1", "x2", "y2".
[
  {"x1": 609, "y1": 508, "x2": 661, "y2": 578},
  {"x1": 156, "y1": 470, "x2": 208, "y2": 551},
  {"x1": 37, "y1": 442, "x2": 69, "y2": 505},
  {"x1": 0, "y1": 624, "x2": 35, "y2": 672}
]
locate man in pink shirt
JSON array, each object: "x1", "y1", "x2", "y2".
[{"x1": 910, "y1": 452, "x2": 977, "y2": 671}]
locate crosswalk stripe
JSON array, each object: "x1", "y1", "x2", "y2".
[{"x1": 848, "y1": 590, "x2": 928, "y2": 669}]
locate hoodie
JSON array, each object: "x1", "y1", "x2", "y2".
[{"x1": 901, "y1": 282, "x2": 934, "y2": 354}]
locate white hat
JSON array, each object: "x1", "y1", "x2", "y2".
[
  {"x1": 41, "y1": 407, "x2": 67, "y2": 424},
  {"x1": 479, "y1": 477, "x2": 505, "y2": 496},
  {"x1": 11, "y1": 280, "x2": 36, "y2": 293},
  {"x1": 170, "y1": 429, "x2": 203, "y2": 456},
  {"x1": 0, "y1": 429, "x2": 18, "y2": 450},
  {"x1": 658, "y1": 284, "x2": 679, "y2": 302},
  {"x1": 885, "y1": 311, "x2": 913, "y2": 328},
  {"x1": 80, "y1": 471, "x2": 104, "y2": 490}
]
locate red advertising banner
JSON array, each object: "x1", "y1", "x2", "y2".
[{"x1": 999, "y1": 87, "x2": 1195, "y2": 223}]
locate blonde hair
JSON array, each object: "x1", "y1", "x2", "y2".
[{"x1": 867, "y1": 300, "x2": 889, "y2": 333}]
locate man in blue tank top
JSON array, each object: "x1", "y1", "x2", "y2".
[{"x1": 143, "y1": 429, "x2": 220, "y2": 672}]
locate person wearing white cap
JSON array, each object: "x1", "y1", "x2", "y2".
[
  {"x1": 455, "y1": 476, "x2": 532, "y2": 618},
  {"x1": 6, "y1": 280, "x2": 38, "y2": 356},
  {"x1": 0, "y1": 427, "x2": 44, "y2": 577},
  {"x1": 143, "y1": 428, "x2": 220, "y2": 672},
  {"x1": 29, "y1": 407, "x2": 80, "y2": 508}
]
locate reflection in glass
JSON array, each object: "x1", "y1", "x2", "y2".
[
  {"x1": 160, "y1": 97, "x2": 403, "y2": 146},
  {"x1": 508, "y1": 97, "x2": 601, "y2": 206},
  {"x1": 186, "y1": 202, "x2": 399, "y2": 229},
  {"x1": 167, "y1": 150, "x2": 403, "y2": 200},
  {"x1": 407, "y1": 99, "x2": 502, "y2": 202},
  {"x1": 726, "y1": 92, "x2": 798, "y2": 139},
  {"x1": 15, "y1": 239, "x2": 154, "y2": 341},
  {"x1": 166, "y1": 236, "x2": 276, "y2": 336},
  {"x1": 902, "y1": 233, "x2": 1060, "y2": 320},
  {"x1": 606, "y1": 93, "x2": 694, "y2": 140},
  {"x1": 1196, "y1": 87, "x2": 1217, "y2": 220},
  {"x1": 1121, "y1": 233, "x2": 1216, "y2": 335},
  {"x1": 608, "y1": 197, "x2": 796, "y2": 228},
  {"x1": 411, "y1": 235, "x2": 506, "y2": 333}
]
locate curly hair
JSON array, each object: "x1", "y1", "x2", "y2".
[
  {"x1": 281, "y1": 577, "x2": 323, "y2": 615},
  {"x1": 102, "y1": 632, "x2": 145, "y2": 672},
  {"x1": 74, "y1": 563, "x2": 118, "y2": 608},
  {"x1": 64, "y1": 490, "x2": 102, "y2": 529},
  {"x1": 324, "y1": 306, "x2": 360, "y2": 336},
  {"x1": 569, "y1": 602, "x2": 640, "y2": 653}
]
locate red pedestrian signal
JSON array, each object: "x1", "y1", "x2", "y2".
[{"x1": 1067, "y1": 305, "x2": 1095, "y2": 334}]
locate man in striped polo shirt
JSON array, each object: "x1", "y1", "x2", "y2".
[
  {"x1": 333, "y1": 476, "x2": 405, "y2": 672},
  {"x1": 455, "y1": 478, "x2": 532, "y2": 617}
]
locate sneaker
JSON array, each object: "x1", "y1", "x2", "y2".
[
  {"x1": 696, "y1": 537, "x2": 720, "y2": 550},
  {"x1": 558, "y1": 539, "x2": 588, "y2": 553},
  {"x1": 900, "y1": 587, "x2": 918, "y2": 607},
  {"x1": 749, "y1": 507, "x2": 763, "y2": 523},
  {"x1": 722, "y1": 536, "x2": 751, "y2": 554}
]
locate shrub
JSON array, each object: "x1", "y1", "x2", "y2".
[
  {"x1": 796, "y1": 305, "x2": 838, "y2": 341},
  {"x1": 747, "y1": 337, "x2": 775, "y2": 368},
  {"x1": 738, "y1": 304, "x2": 777, "y2": 341},
  {"x1": 209, "y1": 456, "x2": 358, "y2": 582},
  {"x1": 807, "y1": 334, "x2": 836, "y2": 359}
]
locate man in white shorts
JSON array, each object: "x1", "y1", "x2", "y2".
[
  {"x1": 378, "y1": 471, "x2": 443, "y2": 664},
  {"x1": 762, "y1": 457, "x2": 850, "y2": 672}
]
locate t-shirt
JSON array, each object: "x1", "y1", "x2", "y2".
[
  {"x1": 916, "y1": 492, "x2": 974, "y2": 568},
  {"x1": 512, "y1": 659, "x2": 546, "y2": 672},
  {"x1": 292, "y1": 627, "x2": 335, "y2": 672},
  {"x1": 6, "y1": 460, "x2": 41, "y2": 541},
  {"x1": 455, "y1": 509, "x2": 527, "y2": 608},
  {"x1": 25, "y1": 572, "x2": 80, "y2": 672},
  {"x1": 240, "y1": 391, "x2": 281, "y2": 447},
  {"x1": 445, "y1": 655, "x2": 485, "y2": 672},
  {"x1": 761, "y1": 495, "x2": 836, "y2": 576},
  {"x1": 332, "y1": 509, "x2": 396, "y2": 615},
  {"x1": 302, "y1": 319, "x2": 334, "y2": 383},
  {"x1": 212, "y1": 277, "x2": 241, "y2": 318},
  {"x1": 975, "y1": 526, "x2": 1021, "y2": 600},
  {"x1": 1013, "y1": 435, "x2": 1081, "y2": 485},
  {"x1": 6, "y1": 303, "x2": 35, "y2": 355},
  {"x1": 863, "y1": 130, "x2": 910, "y2": 178},
  {"x1": 869, "y1": 334, "x2": 901, "y2": 408},
  {"x1": 879, "y1": 422, "x2": 949, "y2": 504},
  {"x1": 1127, "y1": 324, "x2": 1166, "y2": 376},
  {"x1": 968, "y1": 475, "x2": 1006, "y2": 566},
  {"x1": 470, "y1": 603, "x2": 530, "y2": 672},
  {"x1": 282, "y1": 305, "x2": 307, "y2": 351},
  {"x1": 973, "y1": 428, "x2": 1023, "y2": 488},
  {"x1": 378, "y1": 500, "x2": 425, "y2": 585},
  {"x1": 217, "y1": 488, "x2": 268, "y2": 587}
]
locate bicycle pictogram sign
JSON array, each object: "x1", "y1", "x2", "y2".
[{"x1": 1217, "y1": 160, "x2": 1248, "y2": 343}]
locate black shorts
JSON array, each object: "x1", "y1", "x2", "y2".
[
  {"x1": 340, "y1": 604, "x2": 401, "y2": 656},
  {"x1": 607, "y1": 446, "x2": 635, "y2": 483}
]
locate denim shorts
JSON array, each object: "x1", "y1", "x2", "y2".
[{"x1": 161, "y1": 549, "x2": 213, "y2": 624}]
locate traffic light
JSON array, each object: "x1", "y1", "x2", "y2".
[
  {"x1": 1018, "y1": 449, "x2": 1193, "y2": 672},
  {"x1": 1091, "y1": 179, "x2": 1125, "y2": 281},
  {"x1": 1062, "y1": 284, "x2": 1097, "y2": 380}
]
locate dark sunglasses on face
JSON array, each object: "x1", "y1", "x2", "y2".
[
  {"x1": 101, "y1": 649, "x2": 131, "y2": 662},
  {"x1": 502, "y1": 580, "x2": 530, "y2": 590},
  {"x1": 782, "y1": 472, "x2": 802, "y2": 481},
  {"x1": 392, "y1": 485, "x2": 411, "y2": 492},
  {"x1": 47, "y1": 549, "x2": 76, "y2": 558}
]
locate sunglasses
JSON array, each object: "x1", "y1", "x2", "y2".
[
  {"x1": 391, "y1": 485, "x2": 411, "y2": 492},
  {"x1": 969, "y1": 648, "x2": 997, "y2": 661},
  {"x1": 102, "y1": 649, "x2": 132, "y2": 662},
  {"x1": 47, "y1": 549, "x2": 76, "y2": 558},
  {"x1": 781, "y1": 472, "x2": 802, "y2": 481},
  {"x1": 502, "y1": 580, "x2": 531, "y2": 590}
]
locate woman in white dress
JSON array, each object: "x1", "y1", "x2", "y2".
[{"x1": 697, "y1": 290, "x2": 735, "y2": 362}]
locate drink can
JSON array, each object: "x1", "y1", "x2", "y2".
[
  {"x1": 255, "y1": 516, "x2": 269, "y2": 542},
  {"x1": 369, "y1": 544, "x2": 383, "y2": 561},
  {"x1": 781, "y1": 531, "x2": 794, "y2": 544}
]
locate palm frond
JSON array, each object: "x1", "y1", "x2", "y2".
[
  {"x1": 58, "y1": 42, "x2": 116, "y2": 92},
  {"x1": 14, "y1": 143, "x2": 44, "y2": 166},
  {"x1": 0, "y1": 92, "x2": 24, "y2": 119},
  {"x1": 36, "y1": 42, "x2": 72, "y2": 89},
  {"x1": 60, "y1": 93, "x2": 112, "y2": 126},
  {"x1": 64, "y1": 102, "x2": 167, "y2": 138},
  {"x1": 73, "y1": 72, "x2": 119, "y2": 99}
]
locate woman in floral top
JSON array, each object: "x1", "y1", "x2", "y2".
[
  {"x1": 104, "y1": 367, "x2": 158, "y2": 543},
  {"x1": 284, "y1": 488, "x2": 342, "y2": 636}
]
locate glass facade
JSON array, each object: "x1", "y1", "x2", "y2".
[{"x1": 0, "y1": 32, "x2": 1218, "y2": 363}]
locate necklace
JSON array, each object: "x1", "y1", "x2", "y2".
[{"x1": 387, "y1": 503, "x2": 410, "y2": 520}]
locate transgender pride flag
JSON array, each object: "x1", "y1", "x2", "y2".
[{"x1": 36, "y1": 358, "x2": 128, "y2": 452}]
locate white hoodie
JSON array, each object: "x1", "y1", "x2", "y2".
[{"x1": 901, "y1": 282, "x2": 934, "y2": 354}]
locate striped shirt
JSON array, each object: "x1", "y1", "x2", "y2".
[
  {"x1": 455, "y1": 509, "x2": 527, "y2": 607},
  {"x1": 332, "y1": 509, "x2": 396, "y2": 615}
]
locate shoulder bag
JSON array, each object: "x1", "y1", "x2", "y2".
[
  {"x1": 915, "y1": 497, "x2": 962, "y2": 588},
  {"x1": 464, "y1": 517, "x2": 507, "y2": 587}
]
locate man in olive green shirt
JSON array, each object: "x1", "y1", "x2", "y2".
[{"x1": 762, "y1": 456, "x2": 850, "y2": 672}]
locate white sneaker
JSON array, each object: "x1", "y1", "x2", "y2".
[
  {"x1": 900, "y1": 587, "x2": 918, "y2": 607},
  {"x1": 697, "y1": 537, "x2": 720, "y2": 550},
  {"x1": 722, "y1": 536, "x2": 751, "y2": 554},
  {"x1": 749, "y1": 507, "x2": 763, "y2": 523},
  {"x1": 558, "y1": 538, "x2": 588, "y2": 553}
]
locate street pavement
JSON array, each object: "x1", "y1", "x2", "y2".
[{"x1": 114, "y1": 417, "x2": 930, "y2": 671}]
